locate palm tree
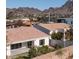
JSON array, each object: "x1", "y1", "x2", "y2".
[{"x1": 65, "y1": 29, "x2": 73, "y2": 40}]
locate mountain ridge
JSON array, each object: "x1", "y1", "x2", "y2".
[{"x1": 6, "y1": 0, "x2": 73, "y2": 19}]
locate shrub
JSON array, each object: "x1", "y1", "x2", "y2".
[
  {"x1": 51, "y1": 32, "x2": 63, "y2": 40},
  {"x1": 37, "y1": 45, "x2": 50, "y2": 55},
  {"x1": 53, "y1": 44, "x2": 63, "y2": 50},
  {"x1": 28, "y1": 47, "x2": 37, "y2": 58},
  {"x1": 28, "y1": 45, "x2": 54, "y2": 58}
]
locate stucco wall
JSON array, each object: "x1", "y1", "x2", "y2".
[
  {"x1": 65, "y1": 18, "x2": 73, "y2": 25},
  {"x1": 49, "y1": 29, "x2": 64, "y2": 34},
  {"x1": 7, "y1": 36, "x2": 50, "y2": 56},
  {"x1": 7, "y1": 45, "x2": 11, "y2": 56},
  {"x1": 50, "y1": 39, "x2": 73, "y2": 47},
  {"x1": 49, "y1": 39, "x2": 63, "y2": 46},
  {"x1": 56, "y1": 18, "x2": 73, "y2": 26},
  {"x1": 11, "y1": 47, "x2": 29, "y2": 56},
  {"x1": 34, "y1": 37, "x2": 49, "y2": 46}
]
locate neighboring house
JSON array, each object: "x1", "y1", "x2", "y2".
[
  {"x1": 34, "y1": 23, "x2": 70, "y2": 35},
  {"x1": 33, "y1": 23, "x2": 71, "y2": 46},
  {"x1": 22, "y1": 18, "x2": 30, "y2": 20},
  {"x1": 32, "y1": 18, "x2": 38, "y2": 21},
  {"x1": 56, "y1": 18, "x2": 73, "y2": 26},
  {"x1": 7, "y1": 26, "x2": 49, "y2": 56},
  {"x1": 6, "y1": 20, "x2": 14, "y2": 22},
  {"x1": 6, "y1": 20, "x2": 16, "y2": 29},
  {"x1": 6, "y1": 18, "x2": 32, "y2": 29},
  {"x1": 14, "y1": 18, "x2": 31, "y2": 26},
  {"x1": 33, "y1": 23, "x2": 71, "y2": 47}
]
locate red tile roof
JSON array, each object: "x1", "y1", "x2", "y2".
[
  {"x1": 39, "y1": 23, "x2": 70, "y2": 30},
  {"x1": 7, "y1": 26, "x2": 48, "y2": 44}
]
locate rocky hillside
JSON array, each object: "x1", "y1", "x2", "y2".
[{"x1": 43, "y1": 0, "x2": 73, "y2": 17}]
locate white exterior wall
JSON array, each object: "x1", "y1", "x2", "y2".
[
  {"x1": 7, "y1": 45, "x2": 11, "y2": 56},
  {"x1": 65, "y1": 18, "x2": 73, "y2": 25},
  {"x1": 49, "y1": 29, "x2": 64, "y2": 35},
  {"x1": 8, "y1": 36, "x2": 50, "y2": 56},
  {"x1": 34, "y1": 39, "x2": 39, "y2": 46},
  {"x1": 57, "y1": 18, "x2": 73, "y2": 25},
  {"x1": 11, "y1": 47, "x2": 29, "y2": 56},
  {"x1": 34, "y1": 37, "x2": 49, "y2": 46},
  {"x1": 44, "y1": 37, "x2": 49, "y2": 46},
  {"x1": 50, "y1": 39, "x2": 63, "y2": 46}
]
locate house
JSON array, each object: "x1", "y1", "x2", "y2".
[
  {"x1": 33, "y1": 23, "x2": 71, "y2": 46},
  {"x1": 56, "y1": 18, "x2": 73, "y2": 26},
  {"x1": 33, "y1": 23, "x2": 71, "y2": 35},
  {"x1": 6, "y1": 20, "x2": 16, "y2": 29},
  {"x1": 18, "y1": 18, "x2": 33, "y2": 26},
  {"x1": 6, "y1": 18, "x2": 32, "y2": 29},
  {"x1": 14, "y1": 18, "x2": 32, "y2": 26},
  {"x1": 7, "y1": 26, "x2": 49, "y2": 56},
  {"x1": 7, "y1": 23, "x2": 71, "y2": 57}
]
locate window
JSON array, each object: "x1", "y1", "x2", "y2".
[
  {"x1": 39, "y1": 39, "x2": 45, "y2": 45},
  {"x1": 71, "y1": 21, "x2": 73, "y2": 24},
  {"x1": 57, "y1": 19, "x2": 62, "y2": 23},
  {"x1": 64, "y1": 20, "x2": 67, "y2": 24},
  {"x1": 11, "y1": 43, "x2": 22, "y2": 50},
  {"x1": 27, "y1": 41, "x2": 33, "y2": 48}
]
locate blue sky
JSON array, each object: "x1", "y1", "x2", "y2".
[{"x1": 6, "y1": 0, "x2": 68, "y2": 10}]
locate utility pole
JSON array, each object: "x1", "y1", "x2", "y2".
[{"x1": 48, "y1": 12, "x2": 50, "y2": 23}]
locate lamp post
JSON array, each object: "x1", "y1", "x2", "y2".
[{"x1": 63, "y1": 28, "x2": 66, "y2": 47}]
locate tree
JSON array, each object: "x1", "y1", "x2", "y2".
[
  {"x1": 65, "y1": 29, "x2": 73, "y2": 40},
  {"x1": 16, "y1": 20, "x2": 23, "y2": 26},
  {"x1": 51, "y1": 32, "x2": 63, "y2": 40},
  {"x1": 6, "y1": 11, "x2": 14, "y2": 19}
]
